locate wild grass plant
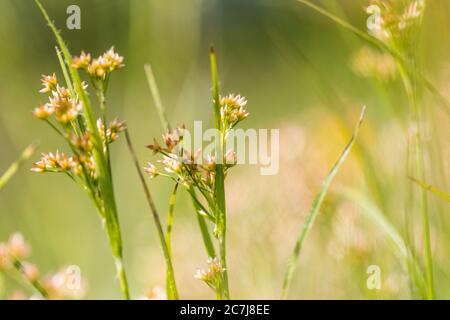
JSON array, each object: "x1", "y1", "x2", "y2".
[
  {"x1": 31, "y1": 0, "x2": 130, "y2": 299},
  {"x1": 296, "y1": 0, "x2": 450, "y2": 299},
  {"x1": 0, "y1": 0, "x2": 448, "y2": 300}
]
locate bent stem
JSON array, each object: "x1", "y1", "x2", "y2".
[
  {"x1": 281, "y1": 107, "x2": 366, "y2": 299},
  {"x1": 125, "y1": 129, "x2": 179, "y2": 300},
  {"x1": 399, "y1": 66, "x2": 434, "y2": 299}
]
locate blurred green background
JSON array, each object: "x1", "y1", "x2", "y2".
[{"x1": 0, "y1": 0, "x2": 448, "y2": 299}]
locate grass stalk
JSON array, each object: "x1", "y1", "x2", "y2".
[
  {"x1": 144, "y1": 64, "x2": 171, "y2": 133},
  {"x1": 0, "y1": 143, "x2": 38, "y2": 190},
  {"x1": 409, "y1": 177, "x2": 450, "y2": 203},
  {"x1": 124, "y1": 129, "x2": 179, "y2": 300},
  {"x1": 281, "y1": 106, "x2": 366, "y2": 299},
  {"x1": 12, "y1": 259, "x2": 49, "y2": 299}
]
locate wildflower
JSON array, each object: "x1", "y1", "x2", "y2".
[
  {"x1": 160, "y1": 156, "x2": 182, "y2": 174},
  {"x1": 32, "y1": 152, "x2": 77, "y2": 173},
  {"x1": 86, "y1": 47, "x2": 124, "y2": 79},
  {"x1": 108, "y1": 119, "x2": 127, "y2": 143},
  {"x1": 32, "y1": 103, "x2": 54, "y2": 120},
  {"x1": 220, "y1": 94, "x2": 247, "y2": 110},
  {"x1": 144, "y1": 286, "x2": 167, "y2": 300},
  {"x1": 72, "y1": 51, "x2": 91, "y2": 69},
  {"x1": 55, "y1": 152, "x2": 76, "y2": 171},
  {"x1": 97, "y1": 118, "x2": 126, "y2": 144},
  {"x1": 195, "y1": 257, "x2": 224, "y2": 289},
  {"x1": 39, "y1": 74, "x2": 58, "y2": 93},
  {"x1": 146, "y1": 138, "x2": 162, "y2": 154},
  {"x1": 225, "y1": 150, "x2": 237, "y2": 167},
  {"x1": 31, "y1": 152, "x2": 56, "y2": 172},
  {"x1": 144, "y1": 163, "x2": 159, "y2": 179},
  {"x1": 22, "y1": 262, "x2": 39, "y2": 282},
  {"x1": 102, "y1": 47, "x2": 125, "y2": 71},
  {"x1": 398, "y1": 0, "x2": 425, "y2": 30},
  {"x1": 219, "y1": 94, "x2": 249, "y2": 126},
  {"x1": 163, "y1": 132, "x2": 177, "y2": 152},
  {"x1": 351, "y1": 46, "x2": 396, "y2": 81},
  {"x1": 48, "y1": 85, "x2": 81, "y2": 124},
  {"x1": 87, "y1": 58, "x2": 106, "y2": 78},
  {"x1": 7, "y1": 233, "x2": 30, "y2": 259},
  {"x1": 43, "y1": 267, "x2": 87, "y2": 299},
  {"x1": 367, "y1": 0, "x2": 426, "y2": 41},
  {"x1": 70, "y1": 132, "x2": 93, "y2": 153}
]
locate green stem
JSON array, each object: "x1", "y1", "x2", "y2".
[
  {"x1": 144, "y1": 64, "x2": 171, "y2": 133},
  {"x1": 13, "y1": 259, "x2": 49, "y2": 299},
  {"x1": 209, "y1": 46, "x2": 229, "y2": 300},
  {"x1": 125, "y1": 129, "x2": 179, "y2": 299}
]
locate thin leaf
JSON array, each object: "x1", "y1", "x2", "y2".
[
  {"x1": 144, "y1": 64, "x2": 171, "y2": 133},
  {"x1": 34, "y1": 0, "x2": 129, "y2": 299},
  {"x1": 281, "y1": 106, "x2": 366, "y2": 299},
  {"x1": 409, "y1": 177, "x2": 450, "y2": 202}
]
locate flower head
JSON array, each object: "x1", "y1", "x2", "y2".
[
  {"x1": 195, "y1": 257, "x2": 224, "y2": 289},
  {"x1": 39, "y1": 74, "x2": 58, "y2": 93},
  {"x1": 144, "y1": 163, "x2": 159, "y2": 179},
  {"x1": 32, "y1": 103, "x2": 54, "y2": 120},
  {"x1": 22, "y1": 262, "x2": 39, "y2": 282},
  {"x1": 86, "y1": 47, "x2": 125, "y2": 79},
  {"x1": 48, "y1": 85, "x2": 81, "y2": 124},
  {"x1": 219, "y1": 94, "x2": 249, "y2": 127},
  {"x1": 72, "y1": 51, "x2": 91, "y2": 69}
]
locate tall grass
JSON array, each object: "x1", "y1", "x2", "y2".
[
  {"x1": 281, "y1": 106, "x2": 366, "y2": 299},
  {"x1": 34, "y1": 0, "x2": 130, "y2": 299}
]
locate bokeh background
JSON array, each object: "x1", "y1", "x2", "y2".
[{"x1": 0, "y1": 0, "x2": 448, "y2": 299}]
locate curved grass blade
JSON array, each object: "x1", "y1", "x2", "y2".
[
  {"x1": 281, "y1": 106, "x2": 366, "y2": 299},
  {"x1": 125, "y1": 129, "x2": 179, "y2": 300},
  {"x1": 0, "y1": 143, "x2": 38, "y2": 190},
  {"x1": 144, "y1": 64, "x2": 171, "y2": 133}
]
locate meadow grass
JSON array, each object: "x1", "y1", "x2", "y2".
[{"x1": 1, "y1": 0, "x2": 448, "y2": 300}]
